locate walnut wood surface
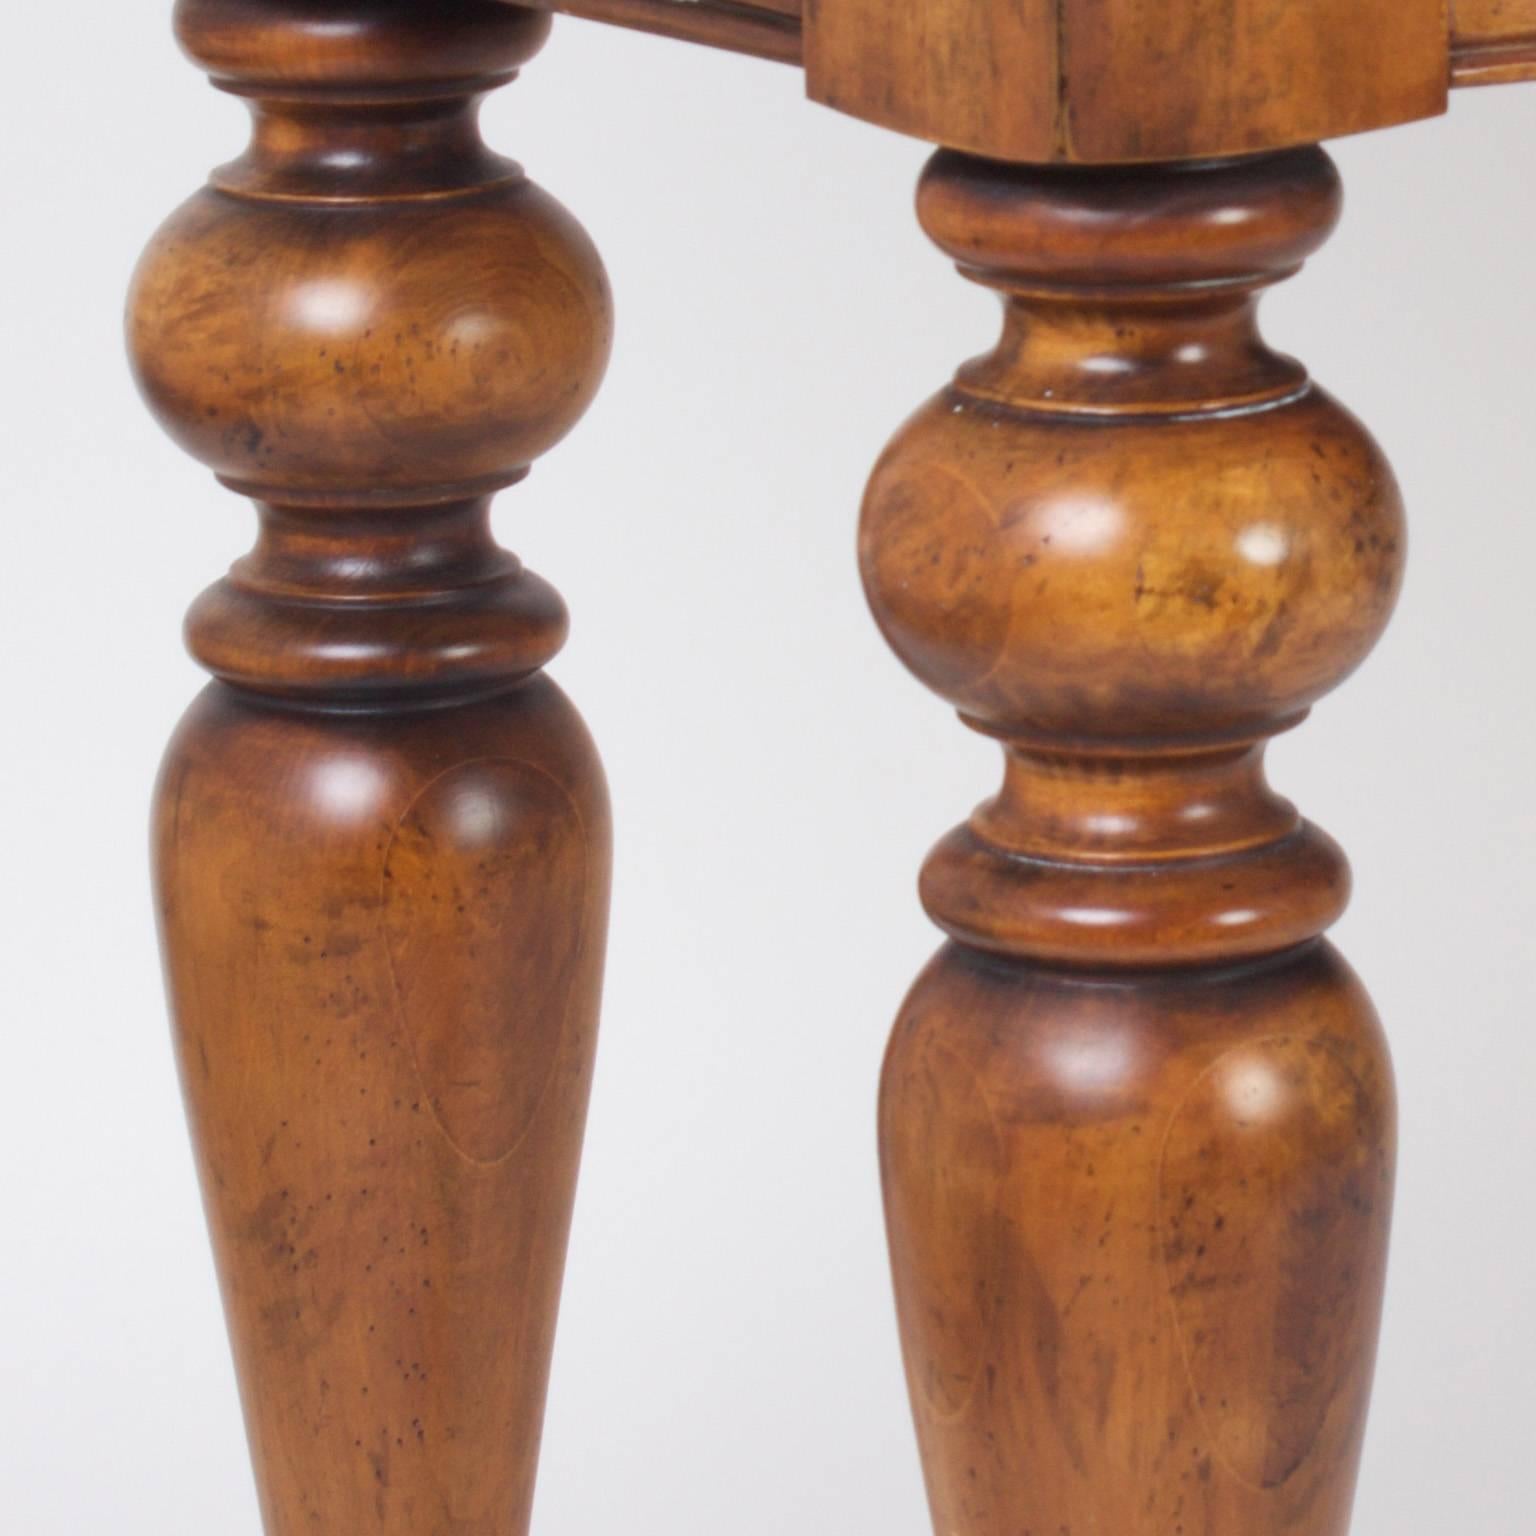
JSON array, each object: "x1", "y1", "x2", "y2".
[
  {"x1": 514, "y1": 0, "x2": 1536, "y2": 125},
  {"x1": 542, "y1": 0, "x2": 802, "y2": 63},
  {"x1": 123, "y1": 3, "x2": 1530, "y2": 1532},
  {"x1": 1453, "y1": 0, "x2": 1536, "y2": 83},
  {"x1": 806, "y1": 0, "x2": 1448, "y2": 162},
  {"x1": 862, "y1": 146, "x2": 1400, "y2": 1536},
  {"x1": 128, "y1": 3, "x2": 613, "y2": 1532}
]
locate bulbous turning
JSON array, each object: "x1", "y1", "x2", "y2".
[
  {"x1": 860, "y1": 147, "x2": 1406, "y2": 965},
  {"x1": 127, "y1": 0, "x2": 612, "y2": 702}
]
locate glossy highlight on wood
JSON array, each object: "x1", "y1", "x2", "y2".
[
  {"x1": 122, "y1": 1, "x2": 1536, "y2": 1530},
  {"x1": 862, "y1": 146, "x2": 1402, "y2": 1536},
  {"x1": 1451, "y1": 0, "x2": 1536, "y2": 83},
  {"x1": 128, "y1": 3, "x2": 613, "y2": 1532}
]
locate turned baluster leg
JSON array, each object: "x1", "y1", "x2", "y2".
[
  {"x1": 128, "y1": 4, "x2": 613, "y2": 1532},
  {"x1": 862, "y1": 149, "x2": 1403, "y2": 1536}
]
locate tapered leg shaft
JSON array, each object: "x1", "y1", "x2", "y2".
[
  {"x1": 861, "y1": 147, "x2": 1402, "y2": 1536},
  {"x1": 129, "y1": 4, "x2": 614, "y2": 1531}
]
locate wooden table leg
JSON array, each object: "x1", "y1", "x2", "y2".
[
  {"x1": 861, "y1": 147, "x2": 1403, "y2": 1536},
  {"x1": 127, "y1": 4, "x2": 613, "y2": 1532}
]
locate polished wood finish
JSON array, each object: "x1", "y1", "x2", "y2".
[
  {"x1": 1453, "y1": 0, "x2": 1536, "y2": 83},
  {"x1": 805, "y1": 0, "x2": 1448, "y2": 163},
  {"x1": 128, "y1": 3, "x2": 613, "y2": 1532},
  {"x1": 509, "y1": 0, "x2": 1536, "y2": 116},
  {"x1": 861, "y1": 146, "x2": 1401, "y2": 1536},
  {"x1": 125, "y1": 2, "x2": 1536, "y2": 1532},
  {"x1": 539, "y1": 0, "x2": 802, "y2": 62}
]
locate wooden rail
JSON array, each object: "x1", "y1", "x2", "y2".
[
  {"x1": 1453, "y1": 33, "x2": 1536, "y2": 85},
  {"x1": 536, "y1": 0, "x2": 1536, "y2": 89},
  {"x1": 539, "y1": 0, "x2": 803, "y2": 62},
  {"x1": 1452, "y1": 0, "x2": 1536, "y2": 84}
]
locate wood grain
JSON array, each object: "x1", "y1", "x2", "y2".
[
  {"x1": 539, "y1": 0, "x2": 802, "y2": 62},
  {"x1": 1452, "y1": 0, "x2": 1536, "y2": 83},
  {"x1": 509, "y1": 0, "x2": 1536, "y2": 132},
  {"x1": 504, "y1": 0, "x2": 1536, "y2": 127},
  {"x1": 862, "y1": 146, "x2": 1401, "y2": 1536},
  {"x1": 128, "y1": 3, "x2": 614, "y2": 1531},
  {"x1": 806, "y1": 0, "x2": 1449, "y2": 162}
]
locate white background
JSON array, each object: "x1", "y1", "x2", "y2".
[{"x1": 3, "y1": 10, "x2": 1534, "y2": 1534}]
